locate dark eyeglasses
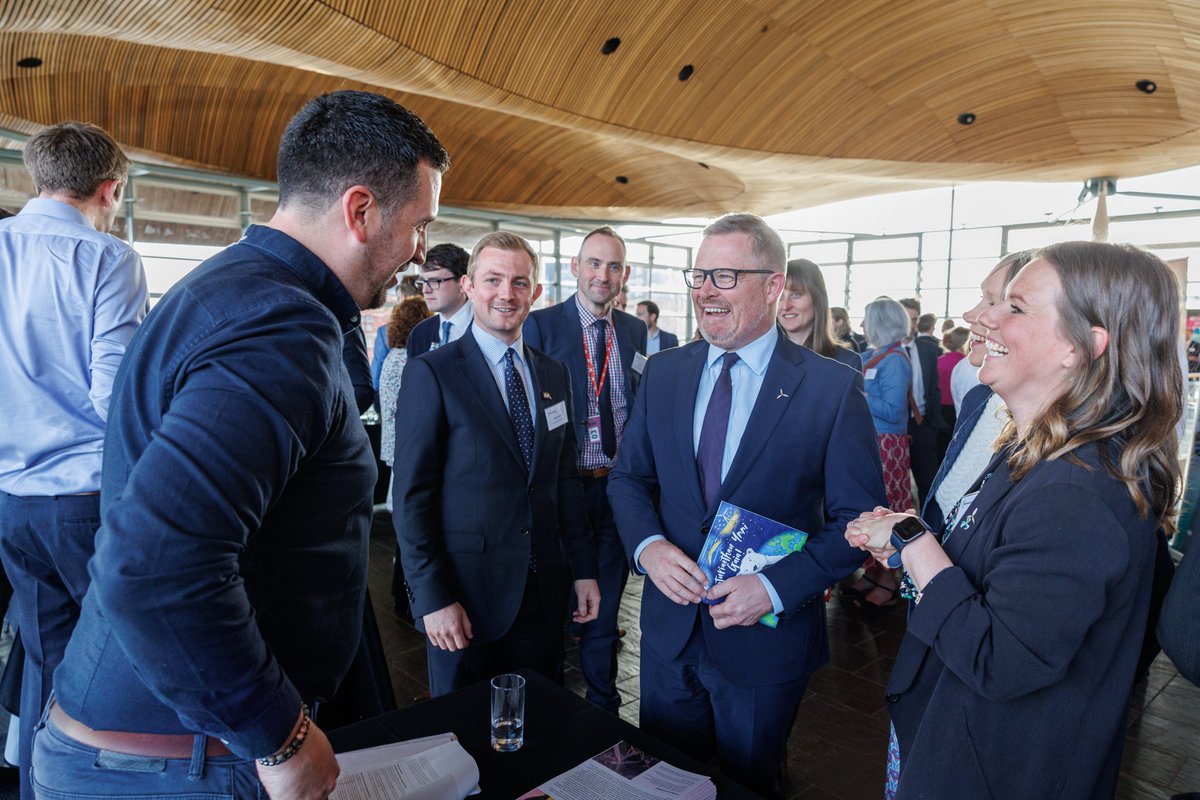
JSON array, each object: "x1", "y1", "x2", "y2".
[
  {"x1": 415, "y1": 276, "x2": 456, "y2": 290},
  {"x1": 682, "y1": 268, "x2": 775, "y2": 289}
]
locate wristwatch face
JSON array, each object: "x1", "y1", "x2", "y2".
[{"x1": 891, "y1": 516, "x2": 928, "y2": 545}]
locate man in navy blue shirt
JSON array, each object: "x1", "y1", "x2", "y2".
[{"x1": 35, "y1": 91, "x2": 448, "y2": 800}]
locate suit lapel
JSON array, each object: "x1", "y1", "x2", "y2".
[
  {"x1": 711, "y1": 334, "x2": 806, "y2": 516},
  {"x1": 674, "y1": 343, "x2": 709, "y2": 513},
  {"x1": 559, "y1": 300, "x2": 590, "y2": 426},
  {"x1": 614, "y1": 315, "x2": 639, "y2": 404},
  {"x1": 527, "y1": 349, "x2": 552, "y2": 485},
  {"x1": 454, "y1": 334, "x2": 526, "y2": 469},
  {"x1": 939, "y1": 450, "x2": 1015, "y2": 561}
]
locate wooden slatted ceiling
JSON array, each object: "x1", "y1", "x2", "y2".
[{"x1": 0, "y1": 0, "x2": 1195, "y2": 219}]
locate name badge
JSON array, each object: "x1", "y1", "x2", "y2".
[
  {"x1": 864, "y1": 368, "x2": 878, "y2": 380},
  {"x1": 545, "y1": 401, "x2": 568, "y2": 430},
  {"x1": 632, "y1": 352, "x2": 647, "y2": 374},
  {"x1": 586, "y1": 415, "x2": 602, "y2": 443}
]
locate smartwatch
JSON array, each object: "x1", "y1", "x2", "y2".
[{"x1": 887, "y1": 515, "x2": 929, "y2": 568}]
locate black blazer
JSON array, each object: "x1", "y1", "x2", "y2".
[
  {"x1": 523, "y1": 297, "x2": 647, "y2": 452},
  {"x1": 912, "y1": 336, "x2": 946, "y2": 430},
  {"x1": 405, "y1": 313, "x2": 441, "y2": 359},
  {"x1": 391, "y1": 333, "x2": 597, "y2": 643},
  {"x1": 887, "y1": 442, "x2": 1157, "y2": 799}
]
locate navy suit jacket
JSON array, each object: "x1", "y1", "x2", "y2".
[
  {"x1": 608, "y1": 332, "x2": 885, "y2": 686},
  {"x1": 888, "y1": 443, "x2": 1156, "y2": 798},
  {"x1": 391, "y1": 333, "x2": 597, "y2": 643},
  {"x1": 657, "y1": 330, "x2": 680, "y2": 351},
  {"x1": 406, "y1": 314, "x2": 440, "y2": 360},
  {"x1": 523, "y1": 297, "x2": 647, "y2": 453},
  {"x1": 921, "y1": 383, "x2": 994, "y2": 527}
]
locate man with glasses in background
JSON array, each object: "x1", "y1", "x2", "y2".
[
  {"x1": 609, "y1": 213, "x2": 884, "y2": 799},
  {"x1": 407, "y1": 243, "x2": 472, "y2": 356}
]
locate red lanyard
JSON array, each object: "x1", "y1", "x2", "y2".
[{"x1": 581, "y1": 323, "x2": 614, "y2": 400}]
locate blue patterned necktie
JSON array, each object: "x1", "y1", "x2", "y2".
[
  {"x1": 441, "y1": 320, "x2": 453, "y2": 346},
  {"x1": 696, "y1": 351, "x2": 739, "y2": 508},
  {"x1": 504, "y1": 348, "x2": 534, "y2": 470}
]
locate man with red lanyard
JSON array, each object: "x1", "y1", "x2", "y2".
[{"x1": 524, "y1": 226, "x2": 647, "y2": 713}]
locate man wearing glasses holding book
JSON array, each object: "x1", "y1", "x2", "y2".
[{"x1": 608, "y1": 213, "x2": 885, "y2": 799}]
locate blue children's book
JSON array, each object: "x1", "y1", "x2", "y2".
[{"x1": 696, "y1": 501, "x2": 809, "y2": 628}]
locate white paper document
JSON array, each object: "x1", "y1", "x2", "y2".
[{"x1": 331, "y1": 734, "x2": 481, "y2": 800}]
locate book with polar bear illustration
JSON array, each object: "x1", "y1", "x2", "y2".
[{"x1": 696, "y1": 501, "x2": 809, "y2": 628}]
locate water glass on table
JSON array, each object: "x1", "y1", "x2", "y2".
[{"x1": 490, "y1": 673, "x2": 526, "y2": 752}]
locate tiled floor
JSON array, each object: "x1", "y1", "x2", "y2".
[{"x1": 367, "y1": 512, "x2": 1200, "y2": 799}]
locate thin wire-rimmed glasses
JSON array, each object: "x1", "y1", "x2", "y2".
[{"x1": 682, "y1": 268, "x2": 775, "y2": 289}]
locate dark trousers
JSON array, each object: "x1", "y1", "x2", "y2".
[
  {"x1": 0, "y1": 492, "x2": 98, "y2": 800},
  {"x1": 639, "y1": 618, "x2": 808, "y2": 800},
  {"x1": 426, "y1": 574, "x2": 562, "y2": 697},
  {"x1": 908, "y1": 420, "x2": 941, "y2": 508},
  {"x1": 576, "y1": 475, "x2": 628, "y2": 713}
]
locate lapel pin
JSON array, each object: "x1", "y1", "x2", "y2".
[
  {"x1": 776, "y1": 389, "x2": 789, "y2": 399},
  {"x1": 542, "y1": 391, "x2": 551, "y2": 399}
]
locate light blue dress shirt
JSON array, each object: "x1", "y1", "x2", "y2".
[
  {"x1": 646, "y1": 330, "x2": 661, "y2": 355},
  {"x1": 0, "y1": 198, "x2": 148, "y2": 495},
  {"x1": 636, "y1": 326, "x2": 785, "y2": 614},
  {"x1": 471, "y1": 324, "x2": 535, "y2": 416}
]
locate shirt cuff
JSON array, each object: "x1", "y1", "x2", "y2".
[
  {"x1": 756, "y1": 573, "x2": 785, "y2": 616},
  {"x1": 633, "y1": 535, "x2": 666, "y2": 573}
]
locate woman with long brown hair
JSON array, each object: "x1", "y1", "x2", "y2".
[
  {"x1": 777, "y1": 258, "x2": 861, "y2": 370},
  {"x1": 847, "y1": 242, "x2": 1181, "y2": 798}
]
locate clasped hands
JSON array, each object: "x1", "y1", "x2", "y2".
[
  {"x1": 844, "y1": 505, "x2": 915, "y2": 566},
  {"x1": 638, "y1": 540, "x2": 772, "y2": 629}
]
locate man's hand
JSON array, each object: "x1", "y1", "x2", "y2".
[
  {"x1": 572, "y1": 579, "x2": 601, "y2": 623},
  {"x1": 256, "y1": 718, "x2": 338, "y2": 800},
  {"x1": 704, "y1": 575, "x2": 773, "y2": 629},
  {"x1": 846, "y1": 510, "x2": 914, "y2": 552},
  {"x1": 423, "y1": 602, "x2": 473, "y2": 651},
  {"x1": 639, "y1": 540, "x2": 708, "y2": 605}
]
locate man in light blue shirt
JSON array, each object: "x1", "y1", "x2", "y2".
[{"x1": 0, "y1": 121, "x2": 146, "y2": 799}]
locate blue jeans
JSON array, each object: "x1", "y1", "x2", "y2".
[
  {"x1": 0, "y1": 492, "x2": 99, "y2": 800},
  {"x1": 31, "y1": 705, "x2": 263, "y2": 799}
]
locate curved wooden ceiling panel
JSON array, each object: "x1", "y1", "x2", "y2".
[{"x1": 0, "y1": 0, "x2": 1197, "y2": 218}]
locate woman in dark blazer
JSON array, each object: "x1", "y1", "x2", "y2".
[
  {"x1": 847, "y1": 241, "x2": 1182, "y2": 799},
  {"x1": 777, "y1": 258, "x2": 861, "y2": 371}
]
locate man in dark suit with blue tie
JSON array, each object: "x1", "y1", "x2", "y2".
[
  {"x1": 393, "y1": 231, "x2": 600, "y2": 696},
  {"x1": 523, "y1": 226, "x2": 646, "y2": 713},
  {"x1": 635, "y1": 300, "x2": 680, "y2": 354},
  {"x1": 407, "y1": 242, "x2": 472, "y2": 358},
  {"x1": 609, "y1": 214, "x2": 885, "y2": 798}
]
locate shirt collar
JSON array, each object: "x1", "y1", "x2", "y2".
[
  {"x1": 240, "y1": 225, "x2": 362, "y2": 334},
  {"x1": 471, "y1": 323, "x2": 526, "y2": 367},
  {"x1": 705, "y1": 325, "x2": 778, "y2": 376},
  {"x1": 20, "y1": 197, "x2": 92, "y2": 228},
  {"x1": 440, "y1": 300, "x2": 473, "y2": 330},
  {"x1": 574, "y1": 293, "x2": 613, "y2": 328}
]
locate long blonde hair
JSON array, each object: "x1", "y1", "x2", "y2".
[{"x1": 996, "y1": 242, "x2": 1182, "y2": 533}]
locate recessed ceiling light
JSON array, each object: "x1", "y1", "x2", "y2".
[
  {"x1": 16, "y1": 57, "x2": 42, "y2": 69},
  {"x1": 698, "y1": 162, "x2": 709, "y2": 169},
  {"x1": 678, "y1": 64, "x2": 694, "y2": 81},
  {"x1": 615, "y1": 175, "x2": 629, "y2": 184},
  {"x1": 957, "y1": 112, "x2": 976, "y2": 125},
  {"x1": 601, "y1": 38, "x2": 621, "y2": 55},
  {"x1": 1136, "y1": 79, "x2": 1157, "y2": 94}
]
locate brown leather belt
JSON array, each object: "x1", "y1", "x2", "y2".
[
  {"x1": 49, "y1": 703, "x2": 232, "y2": 758},
  {"x1": 578, "y1": 467, "x2": 611, "y2": 479}
]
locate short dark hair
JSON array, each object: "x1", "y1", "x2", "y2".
[
  {"x1": 638, "y1": 300, "x2": 659, "y2": 319},
  {"x1": 898, "y1": 297, "x2": 921, "y2": 314},
  {"x1": 422, "y1": 242, "x2": 469, "y2": 279},
  {"x1": 917, "y1": 313, "x2": 937, "y2": 333},
  {"x1": 24, "y1": 122, "x2": 128, "y2": 199},
  {"x1": 276, "y1": 90, "x2": 449, "y2": 216}
]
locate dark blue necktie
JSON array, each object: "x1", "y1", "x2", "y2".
[
  {"x1": 504, "y1": 348, "x2": 534, "y2": 470},
  {"x1": 696, "y1": 352, "x2": 739, "y2": 508},
  {"x1": 594, "y1": 319, "x2": 616, "y2": 459},
  {"x1": 441, "y1": 320, "x2": 452, "y2": 346}
]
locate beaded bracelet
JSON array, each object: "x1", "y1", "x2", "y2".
[{"x1": 258, "y1": 704, "x2": 311, "y2": 767}]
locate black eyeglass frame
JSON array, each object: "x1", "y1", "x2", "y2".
[
  {"x1": 681, "y1": 268, "x2": 776, "y2": 289},
  {"x1": 414, "y1": 276, "x2": 457, "y2": 290}
]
